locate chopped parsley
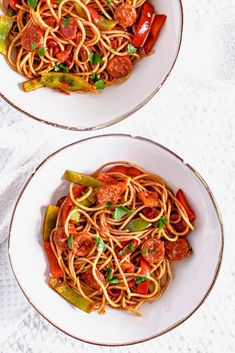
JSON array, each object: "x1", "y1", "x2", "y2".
[
  {"x1": 112, "y1": 206, "x2": 135, "y2": 221},
  {"x1": 89, "y1": 52, "x2": 103, "y2": 65},
  {"x1": 150, "y1": 248, "x2": 156, "y2": 253},
  {"x1": 61, "y1": 18, "x2": 71, "y2": 28},
  {"x1": 94, "y1": 236, "x2": 106, "y2": 252},
  {"x1": 135, "y1": 276, "x2": 147, "y2": 283},
  {"x1": 56, "y1": 0, "x2": 63, "y2": 3},
  {"x1": 31, "y1": 42, "x2": 38, "y2": 50},
  {"x1": 95, "y1": 79, "x2": 105, "y2": 89},
  {"x1": 106, "y1": 267, "x2": 113, "y2": 281},
  {"x1": 36, "y1": 47, "x2": 45, "y2": 57},
  {"x1": 67, "y1": 233, "x2": 73, "y2": 249},
  {"x1": 155, "y1": 216, "x2": 168, "y2": 229},
  {"x1": 127, "y1": 242, "x2": 134, "y2": 252},
  {"x1": 54, "y1": 63, "x2": 69, "y2": 72},
  {"x1": 128, "y1": 43, "x2": 137, "y2": 55},
  {"x1": 90, "y1": 73, "x2": 99, "y2": 82},
  {"x1": 108, "y1": 277, "x2": 119, "y2": 284},
  {"x1": 107, "y1": 0, "x2": 113, "y2": 5},
  {"x1": 106, "y1": 201, "x2": 113, "y2": 209},
  {"x1": 141, "y1": 248, "x2": 147, "y2": 255},
  {"x1": 28, "y1": 0, "x2": 38, "y2": 9}
]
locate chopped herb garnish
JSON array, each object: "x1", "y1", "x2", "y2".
[
  {"x1": 31, "y1": 42, "x2": 38, "y2": 50},
  {"x1": 150, "y1": 249, "x2": 156, "y2": 253},
  {"x1": 89, "y1": 52, "x2": 94, "y2": 64},
  {"x1": 128, "y1": 43, "x2": 137, "y2": 55},
  {"x1": 89, "y1": 52, "x2": 103, "y2": 65},
  {"x1": 141, "y1": 248, "x2": 147, "y2": 255},
  {"x1": 127, "y1": 241, "x2": 134, "y2": 252},
  {"x1": 108, "y1": 277, "x2": 119, "y2": 284},
  {"x1": 56, "y1": 0, "x2": 63, "y2": 3},
  {"x1": 155, "y1": 216, "x2": 168, "y2": 229},
  {"x1": 28, "y1": 0, "x2": 38, "y2": 9},
  {"x1": 106, "y1": 267, "x2": 113, "y2": 281},
  {"x1": 90, "y1": 73, "x2": 99, "y2": 82},
  {"x1": 119, "y1": 241, "x2": 135, "y2": 256},
  {"x1": 107, "y1": 0, "x2": 113, "y2": 5},
  {"x1": 95, "y1": 79, "x2": 105, "y2": 89},
  {"x1": 54, "y1": 63, "x2": 69, "y2": 72},
  {"x1": 112, "y1": 206, "x2": 135, "y2": 221},
  {"x1": 94, "y1": 236, "x2": 106, "y2": 252},
  {"x1": 106, "y1": 201, "x2": 113, "y2": 209},
  {"x1": 36, "y1": 47, "x2": 45, "y2": 57},
  {"x1": 67, "y1": 233, "x2": 73, "y2": 249},
  {"x1": 135, "y1": 276, "x2": 147, "y2": 283},
  {"x1": 62, "y1": 18, "x2": 71, "y2": 28}
]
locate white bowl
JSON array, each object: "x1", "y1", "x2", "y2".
[
  {"x1": 0, "y1": 0, "x2": 183, "y2": 130},
  {"x1": 9, "y1": 134, "x2": 223, "y2": 346}
]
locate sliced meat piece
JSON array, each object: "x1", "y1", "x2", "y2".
[
  {"x1": 107, "y1": 56, "x2": 132, "y2": 78},
  {"x1": 97, "y1": 182, "x2": 126, "y2": 205},
  {"x1": 44, "y1": 16, "x2": 56, "y2": 28},
  {"x1": 138, "y1": 191, "x2": 159, "y2": 207},
  {"x1": 165, "y1": 238, "x2": 192, "y2": 261},
  {"x1": 54, "y1": 227, "x2": 69, "y2": 251},
  {"x1": 21, "y1": 24, "x2": 43, "y2": 51},
  {"x1": 141, "y1": 239, "x2": 165, "y2": 264},
  {"x1": 72, "y1": 233, "x2": 94, "y2": 256},
  {"x1": 60, "y1": 17, "x2": 78, "y2": 40},
  {"x1": 82, "y1": 269, "x2": 105, "y2": 289},
  {"x1": 114, "y1": 3, "x2": 137, "y2": 28}
]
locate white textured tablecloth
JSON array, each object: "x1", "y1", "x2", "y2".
[{"x1": 1, "y1": 0, "x2": 235, "y2": 352}]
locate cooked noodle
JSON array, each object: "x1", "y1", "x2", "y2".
[
  {"x1": 46, "y1": 161, "x2": 195, "y2": 314},
  {"x1": 0, "y1": 0, "x2": 167, "y2": 92}
]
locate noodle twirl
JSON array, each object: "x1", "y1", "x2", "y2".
[{"x1": 43, "y1": 162, "x2": 196, "y2": 315}]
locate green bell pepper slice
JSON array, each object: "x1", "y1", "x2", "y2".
[
  {"x1": 64, "y1": 170, "x2": 103, "y2": 188},
  {"x1": 43, "y1": 205, "x2": 59, "y2": 241},
  {"x1": 70, "y1": 205, "x2": 81, "y2": 223},
  {"x1": 23, "y1": 72, "x2": 94, "y2": 92},
  {"x1": 48, "y1": 278, "x2": 93, "y2": 313},
  {"x1": 23, "y1": 78, "x2": 44, "y2": 92},
  {"x1": 0, "y1": 16, "x2": 14, "y2": 55},
  {"x1": 125, "y1": 218, "x2": 150, "y2": 232}
]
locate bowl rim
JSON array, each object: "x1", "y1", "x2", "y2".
[
  {"x1": 0, "y1": 0, "x2": 184, "y2": 131},
  {"x1": 8, "y1": 133, "x2": 224, "y2": 346}
]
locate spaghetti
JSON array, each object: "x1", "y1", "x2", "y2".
[
  {"x1": 0, "y1": 0, "x2": 167, "y2": 93},
  {"x1": 43, "y1": 162, "x2": 196, "y2": 315}
]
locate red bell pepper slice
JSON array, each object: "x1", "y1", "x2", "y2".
[
  {"x1": 60, "y1": 186, "x2": 83, "y2": 226},
  {"x1": 144, "y1": 14, "x2": 167, "y2": 54},
  {"x1": 86, "y1": 5, "x2": 100, "y2": 24},
  {"x1": 137, "y1": 258, "x2": 150, "y2": 294},
  {"x1": 176, "y1": 189, "x2": 196, "y2": 222},
  {"x1": 9, "y1": 0, "x2": 21, "y2": 11},
  {"x1": 107, "y1": 165, "x2": 142, "y2": 177},
  {"x1": 132, "y1": 2, "x2": 154, "y2": 47},
  {"x1": 97, "y1": 172, "x2": 117, "y2": 184},
  {"x1": 117, "y1": 239, "x2": 139, "y2": 259},
  {"x1": 43, "y1": 241, "x2": 63, "y2": 278}
]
